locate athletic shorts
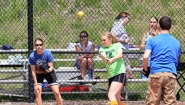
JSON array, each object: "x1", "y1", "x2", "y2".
[
  {"x1": 36, "y1": 70, "x2": 58, "y2": 86},
  {"x1": 108, "y1": 73, "x2": 127, "y2": 88}
]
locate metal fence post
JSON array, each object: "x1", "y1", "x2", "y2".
[{"x1": 27, "y1": 0, "x2": 34, "y2": 103}]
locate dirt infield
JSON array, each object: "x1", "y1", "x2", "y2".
[{"x1": 0, "y1": 101, "x2": 185, "y2": 105}]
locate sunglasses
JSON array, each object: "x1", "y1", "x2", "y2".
[
  {"x1": 35, "y1": 44, "x2": 43, "y2": 46},
  {"x1": 80, "y1": 36, "x2": 88, "y2": 38}
]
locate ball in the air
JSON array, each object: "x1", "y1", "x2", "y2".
[{"x1": 77, "y1": 11, "x2": 84, "y2": 18}]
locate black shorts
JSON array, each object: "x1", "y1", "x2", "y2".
[
  {"x1": 108, "y1": 73, "x2": 127, "y2": 88},
  {"x1": 36, "y1": 70, "x2": 58, "y2": 86}
]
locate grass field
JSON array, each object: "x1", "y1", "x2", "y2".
[{"x1": 0, "y1": 0, "x2": 185, "y2": 50}]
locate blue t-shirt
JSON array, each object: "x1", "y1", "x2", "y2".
[
  {"x1": 146, "y1": 33, "x2": 181, "y2": 75},
  {"x1": 28, "y1": 49, "x2": 54, "y2": 70}
]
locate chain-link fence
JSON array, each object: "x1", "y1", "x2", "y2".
[{"x1": 0, "y1": 0, "x2": 185, "y2": 104}]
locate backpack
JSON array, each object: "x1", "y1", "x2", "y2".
[{"x1": 2, "y1": 44, "x2": 14, "y2": 50}]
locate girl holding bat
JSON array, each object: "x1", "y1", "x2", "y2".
[
  {"x1": 99, "y1": 32, "x2": 126, "y2": 105},
  {"x1": 28, "y1": 38, "x2": 63, "y2": 105}
]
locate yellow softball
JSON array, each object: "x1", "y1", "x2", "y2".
[{"x1": 77, "y1": 11, "x2": 84, "y2": 18}]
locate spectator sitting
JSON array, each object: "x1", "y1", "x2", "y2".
[{"x1": 75, "y1": 31, "x2": 95, "y2": 79}]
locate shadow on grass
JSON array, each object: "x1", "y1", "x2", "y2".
[
  {"x1": 127, "y1": 93, "x2": 145, "y2": 101},
  {"x1": 42, "y1": 93, "x2": 108, "y2": 101},
  {"x1": 0, "y1": 96, "x2": 27, "y2": 102}
]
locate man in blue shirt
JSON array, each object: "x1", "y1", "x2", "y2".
[{"x1": 143, "y1": 16, "x2": 181, "y2": 105}]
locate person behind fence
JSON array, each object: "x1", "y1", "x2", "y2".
[
  {"x1": 99, "y1": 32, "x2": 126, "y2": 105},
  {"x1": 140, "y1": 16, "x2": 159, "y2": 79},
  {"x1": 142, "y1": 16, "x2": 181, "y2": 105},
  {"x1": 140, "y1": 16, "x2": 159, "y2": 50},
  {"x1": 110, "y1": 11, "x2": 134, "y2": 79},
  {"x1": 75, "y1": 31, "x2": 95, "y2": 79},
  {"x1": 28, "y1": 38, "x2": 63, "y2": 105}
]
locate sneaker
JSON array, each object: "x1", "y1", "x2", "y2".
[
  {"x1": 92, "y1": 76, "x2": 100, "y2": 85},
  {"x1": 78, "y1": 76, "x2": 84, "y2": 85}
]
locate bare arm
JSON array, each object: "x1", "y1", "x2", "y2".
[
  {"x1": 108, "y1": 48, "x2": 123, "y2": 63},
  {"x1": 47, "y1": 62, "x2": 54, "y2": 72},
  {"x1": 140, "y1": 33, "x2": 146, "y2": 50},
  {"x1": 75, "y1": 44, "x2": 84, "y2": 57},
  {"x1": 30, "y1": 65, "x2": 38, "y2": 85},
  {"x1": 117, "y1": 38, "x2": 130, "y2": 44},
  {"x1": 143, "y1": 50, "x2": 151, "y2": 71},
  {"x1": 99, "y1": 52, "x2": 109, "y2": 62},
  {"x1": 75, "y1": 43, "x2": 95, "y2": 58},
  {"x1": 178, "y1": 54, "x2": 181, "y2": 62},
  {"x1": 86, "y1": 43, "x2": 95, "y2": 58}
]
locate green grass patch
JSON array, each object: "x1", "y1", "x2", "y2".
[{"x1": 0, "y1": 96, "x2": 27, "y2": 102}]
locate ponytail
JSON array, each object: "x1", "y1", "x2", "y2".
[{"x1": 102, "y1": 32, "x2": 118, "y2": 43}]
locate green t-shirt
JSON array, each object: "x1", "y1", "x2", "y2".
[{"x1": 99, "y1": 43, "x2": 126, "y2": 78}]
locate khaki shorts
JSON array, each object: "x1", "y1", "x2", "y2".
[{"x1": 146, "y1": 72, "x2": 177, "y2": 105}]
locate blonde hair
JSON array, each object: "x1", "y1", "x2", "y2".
[{"x1": 102, "y1": 32, "x2": 118, "y2": 43}]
